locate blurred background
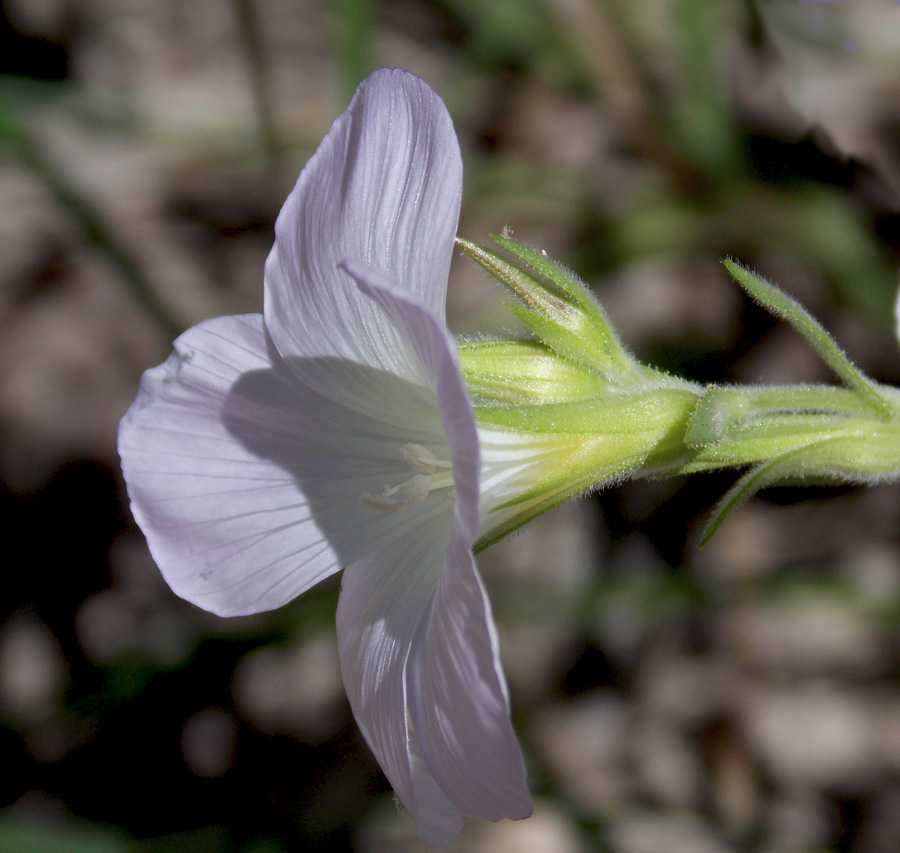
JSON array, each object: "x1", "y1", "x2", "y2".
[{"x1": 3, "y1": 0, "x2": 900, "y2": 850}]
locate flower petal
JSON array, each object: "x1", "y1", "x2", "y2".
[
  {"x1": 119, "y1": 314, "x2": 451, "y2": 616},
  {"x1": 335, "y1": 264, "x2": 530, "y2": 847},
  {"x1": 336, "y1": 522, "x2": 530, "y2": 849},
  {"x1": 336, "y1": 526, "x2": 457, "y2": 848},
  {"x1": 118, "y1": 315, "x2": 341, "y2": 615},
  {"x1": 340, "y1": 259, "x2": 480, "y2": 541},
  {"x1": 408, "y1": 527, "x2": 533, "y2": 825},
  {"x1": 265, "y1": 68, "x2": 462, "y2": 382}
]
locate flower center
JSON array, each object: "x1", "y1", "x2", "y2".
[{"x1": 360, "y1": 443, "x2": 454, "y2": 512}]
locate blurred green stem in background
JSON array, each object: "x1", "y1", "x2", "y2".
[
  {"x1": 0, "y1": 95, "x2": 184, "y2": 341},
  {"x1": 232, "y1": 0, "x2": 285, "y2": 188},
  {"x1": 334, "y1": 0, "x2": 374, "y2": 103}
]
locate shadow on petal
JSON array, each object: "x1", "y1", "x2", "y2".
[{"x1": 220, "y1": 354, "x2": 456, "y2": 576}]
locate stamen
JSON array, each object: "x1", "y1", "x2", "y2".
[
  {"x1": 360, "y1": 445, "x2": 455, "y2": 512},
  {"x1": 360, "y1": 475, "x2": 431, "y2": 512},
  {"x1": 401, "y1": 443, "x2": 452, "y2": 473},
  {"x1": 402, "y1": 443, "x2": 437, "y2": 473}
]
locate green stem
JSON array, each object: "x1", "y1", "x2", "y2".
[
  {"x1": 683, "y1": 382, "x2": 900, "y2": 473},
  {"x1": 232, "y1": 0, "x2": 284, "y2": 187}
]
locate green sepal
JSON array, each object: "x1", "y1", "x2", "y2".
[
  {"x1": 474, "y1": 387, "x2": 699, "y2": 436},
  {"x1": 457, "y1": 236, "x2": 642, "y2": 382},
  {"x1": 473, "y1": 387, "x2": 700, "y2": 551},
  {"x1": 490, "y1": 234, "x2": 604, "y2": 311},
  {"x1": 458, "y1": 338, "x2": 609, "y2": 406}
]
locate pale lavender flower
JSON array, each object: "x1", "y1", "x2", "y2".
[{"x1": 118, "y1": 68, "x2": 531, "y2": 848}]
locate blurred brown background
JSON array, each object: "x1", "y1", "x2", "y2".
[{"x1": 3, "y1": 0, "x2": 900, "y2": 850}]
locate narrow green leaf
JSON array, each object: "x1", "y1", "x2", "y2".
[
  {"x1": 698, "y1": 427, "x2": 876, "y2": 545},
  {"x1": 699, "y1": 452, "x2": 801, "y2": 547},
  {"x1": 723, "y1": 259, "x2": 891, "y2": 416}
]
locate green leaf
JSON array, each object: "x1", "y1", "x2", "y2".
[
  {"x1": 699, "y1": 449, "x2": 810, "y2": 547},
  {"x1": 723, "y1": 259, "x2": 892, "y2": 416}
]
